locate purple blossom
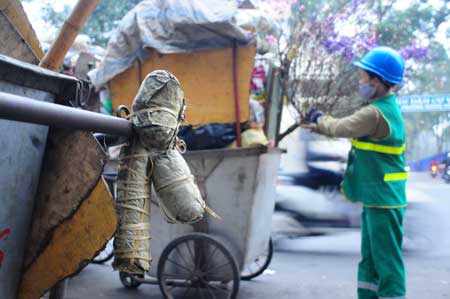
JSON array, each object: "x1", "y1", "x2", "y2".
[
  {"x1": 399, "y1": 44, "x2": 429, "y2": 60},
  {"x1": 351, "y1": 0, "x2": 366, "y2": 13},
  {"x1": 265, "y1": 34, "x2": 276, "y2": 45},
  {"x1": 321, "y1": 13, "x2": 377, "y2": 63},
  {"x1": 323, "y1": 16, "x2": 338, "y2": 39},
  {"x1": 323, "y1": 35, "x2": 376, "y2": 62},
  {"x1": 314, "y1": 2, "x2": 425, "y2": 66}
]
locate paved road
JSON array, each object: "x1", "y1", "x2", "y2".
[{"x1": 61, "y1": 172, "x2": 450, "y2": 299}]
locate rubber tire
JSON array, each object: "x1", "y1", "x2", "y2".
[
  {"x1": 119, "y1": 271, "x2": 144, "y2": 289},
  {"x1": 240, "y1": 238, "x2": 273, "y2": 281},
  {"x1": 92, "y1": 251, "x2": 114, "y2": 264},
  {"x1": 92, "y1": 238, "x2": 114, "y2": 264},
  {"x1": 157, "y1": 232, "x2": 240, "y2": 299}
]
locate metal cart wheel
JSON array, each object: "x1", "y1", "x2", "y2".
[
  {"x1": 92, "y1": 238, "x2": 114, "y2": 264},
  {"x1": 157, "y1": 233, "x2": 240, "y2": 299},
  {"x1": 240, "y1": 237, "x2": 273, "y2": 281},
  {"x1": 119, "y1": 271, "x2": 144, "y2": 289}
]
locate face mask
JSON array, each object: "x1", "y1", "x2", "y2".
[{"x1": 358, "y1": 83, "x2": 377, "y2": 102}]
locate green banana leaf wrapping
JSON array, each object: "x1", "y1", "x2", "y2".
[
  {"x1": 113, "y1": 138, "x2": 152, "y2": 274},
  {"x1": 151, "y1": 149, "x2": 205, "y2": 224},
  {"x1": 130, "y1": 70, "x2": 185, "y2": 151}
]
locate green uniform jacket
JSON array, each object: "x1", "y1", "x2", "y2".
[{"x1": 342, "y1": 94, "x2": 407, "y2": 208}]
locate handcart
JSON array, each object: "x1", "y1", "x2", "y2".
[{"x1": 118, "y1": 146, "x2": 281, "y2": 299}]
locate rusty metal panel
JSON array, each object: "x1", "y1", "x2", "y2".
[
  {"x1": 0, "y1": 81, "x2": 54, "y2": 299},
  {"x1": 244, "y1": 148, "x2": 281, "y2": 265},
  {"x1": 23, "y1": 128, "x2": 107, "y2": 269},
  {"x1": 0, "y1": 0, "x2": 44, "y2": 60},
  {"x1": 0, "y1": 54, "x2": 90, "y2": 107},
  {"x1": 147, "y1": 147, "x2": 281, "y2": 276},
  {"x1": 0, "y1": 12, "x2": 39, "y2": 64}
]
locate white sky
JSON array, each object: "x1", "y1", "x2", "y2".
[
  {"x1": 23, "y1": 0, "x2": 450, "y2": 50},
  {"x1": 394, "y1": 0, "x2": 450, "y2": 51},
  {"x1": 22, "y1": 0, "x2": 77, "y2": 42}
]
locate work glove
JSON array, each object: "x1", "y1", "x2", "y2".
[{"x1": 304, "y1": 107, "x2": 324, "y2": 124}]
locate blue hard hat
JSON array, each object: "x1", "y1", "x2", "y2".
[{"x1": 353, "y1": 46, "x2": 405, "y2": 85}]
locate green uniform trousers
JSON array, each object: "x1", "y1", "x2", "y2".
[{"x1": 358, "y1": 207, "x2": 406, "y2": 299}]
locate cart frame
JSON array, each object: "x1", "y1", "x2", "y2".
[{"x1": 116, "y1": 146, "x2": 281, "y2": 299}]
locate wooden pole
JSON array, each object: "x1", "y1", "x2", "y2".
[
  {"x1": 232, "y1": 40, "x2": 242, "y2": 147},
  {"x1": 39, "y1": 0, "x2": 99, "y2": 71}
]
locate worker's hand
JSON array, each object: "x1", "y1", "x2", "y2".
[
  {"x1": 300, "y1": 122, "x2": 318, "y2": 132},
  {"x1": 300, "y1": 122, "x2": 319, "y2": 133},
  {"x1": 304, "y1": 107, "x2": 324, "y2": 124}
]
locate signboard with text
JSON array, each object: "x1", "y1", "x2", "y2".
[{"x1": 397, "y1": 94, "x2": 450, "y2": 113}]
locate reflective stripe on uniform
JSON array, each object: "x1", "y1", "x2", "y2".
[
  {"x1": 351, "y1": 140, "x2": 406, "y2": 155},
  {"x1": 358, "y1": 281, "x2": 378, "y2": 292},
  {"x1": 379, "y1": 296, "x2": 406, "y2": 299},
  {"x1": 363, "y1": 204, "x2": 407, "y2": 209},
  {"x1": 384, "y1": 172, "x2": 409, "y2": 181}
]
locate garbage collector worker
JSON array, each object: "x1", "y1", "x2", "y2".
[{"x1": 302, "y1": 46, "x2": 407, "y2": 299}]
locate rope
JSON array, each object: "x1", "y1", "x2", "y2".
[
  {"x1": 115, "y1": 203, "x2": 150, "y2": 216},
  {"x1": 117, "y1": 223, "x2": 151, "y2": 231},
  {"x1": 115, "y1": 194, "x2": 150, "y2": 201},
  {"x1": 155, "y1": 175, "x2": 192, "y2": 192},
  {"x1": 114, "y1": 235, "x2": 152, "y2": 241},
  {"x1": 126, "y1": 107, "x2": 178, "y2": 120},
  {"x1": 116, "y1": 185, "x2": 148, "y2": 192}
]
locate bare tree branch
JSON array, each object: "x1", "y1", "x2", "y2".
[{"x1": 277, "y1": 122, "x2": 301, "y2": 143}]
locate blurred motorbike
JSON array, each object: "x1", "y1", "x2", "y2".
[
  {"x1": 277, "y1": 162, "x2": 343, "y2": 191},
  {"x1": 442, "y1": 165, "x2": 450, "y2": 183},
  {"x1": 273, "y1": 159, "x2": 361, "y2": 240}
]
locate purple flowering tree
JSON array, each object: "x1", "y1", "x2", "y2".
[{"x1": 266, "y1": 0, "x2": 433, "y2": 142}]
